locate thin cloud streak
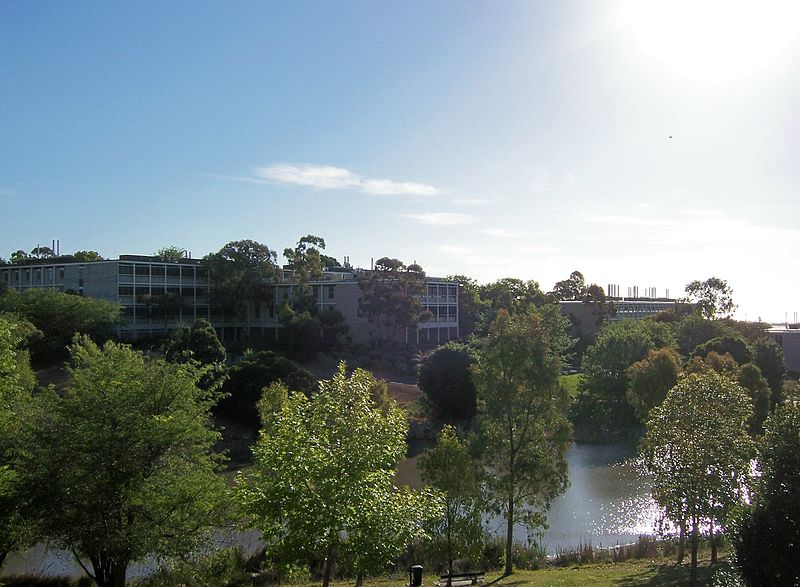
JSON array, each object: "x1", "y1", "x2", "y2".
[
  {"x1": 256, "y1": 163, "x2": 442, "y2": 196},
  {"x1": 404, "y1": 212, "x2": 473, "y2": 226}
]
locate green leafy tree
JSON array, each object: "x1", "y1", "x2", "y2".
[
  {"x1": 479, "y1": 278, "x2": 547, "y2": 316},
  {"x1": 0, "y1": 317, "x2": 36, "y2": 568},
  {"x1": 283, "y1": 234, "x2": 330, "y2": 284},
  {"x1": 15, "y1": 338, "x2": 228, "y2": 587},
  {"x1": 734, "y1": 402, "x2": 800, "y2": 585},
  {"x1": 626, "y1": 347, "x2": 682, "y2": 423},
  {"x1": 30, "y1": 245, "x2": 54, "y2": 258},
  {"x1": 204, "y1": 240, "x2": 279, "y2": 325},
  {"x1": 548, "y1": 270, "x2": 587, "y2": 301},
  {"x1": 72, "y1": 250, "x2": 105, "y2": 262},
  {"x1": 737, "y1": 363, "x2": 771, "y2": 435},
  {"x1": 163, "y1": 318, "x2": 226, "y2": 365},
  {"x1": 9, "y1": 250, "x2": 30, "y2": 264},
  {"x1": 684, "y1": 277, "x2": 736, "y2": 319},
  {"x1": 239, "y1": 364, "x2": 439, "y2": 587},
  {"x1": 675, "y1": 313, "x2": 733, "y2": 357},
  {"x1": 693, "y1": 335, "x2": 753, "y2": 366},
  {"x1": 642, "y1": 372, "x2": 753, "y2": 584},
  {"x1": 447, "y1": 275, "x2": 489, "y2": 338},
  {"x1": 155, "y1": 245, "x2": 187, "y2": 262},
  {"x1": 0, "y1": 288, "x2": 121, "y2": 365},
  {"x1": 358, "y1": 257, "x2": 432, "y2": 345},
  {"x1": 216, "y1": 350, "x2": 315, "y2": 429},
  {"x1": 418, "y1": 425, "x2": 484, "y2": 578},
  {"x1": 473, "y1": 307, "x2": 572, "y2": 576},
  {"x1": 576, "y1": 319, "x2": 676, "y2": 432},
  {"x1": 418, "y1": 341, "x2": 477, "y2": 421},
  {"x1": 753, "y1": 337, "x2": 786, "y2": 408}
]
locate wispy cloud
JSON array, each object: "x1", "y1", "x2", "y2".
[
  {"x1": 404, "y1": 212, "x2": 473, "y2": 226},
  {"x1": 452, "y1": 197, "x2": 489, "y2": 206},
  {"x1": 481, "y1": 228, "x2": 530, "y2": 239},
  {"x1": 588, "y1": 214, "x2": 675, "y2": 227},
  {"x1": 255, "y1": 163, "x2": 442, "y2": 196}
]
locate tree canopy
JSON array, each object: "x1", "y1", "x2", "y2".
[
  {"x1": 684, "y1": 277, "x2": 736, "y2": 319},
  {"x1": 239, "y1": 364, "x2": 438, "y2": 587},
  {"x1": 417, "y1": 341, "x2": 478, "y2": 421},
  {"x1": 473, "y1": 307, "x2": 572, "y2": 576},
  {"x1": 642, "y1": 371, "x2": 753, "y2": 584},
  {"x1": 358, "y1": 257, "x2": 431, "y2": 345},
  {"x1": 14, "y1": 338, "x2": 228, "y2": 587}
]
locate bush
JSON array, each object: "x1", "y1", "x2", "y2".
[{"x1": 417, "y1": 342, "x2": 477, "y2": 421}]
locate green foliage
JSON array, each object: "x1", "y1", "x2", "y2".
[
  {"x1": 734, "y1": 402, "x2": 800, "y2": 586},
  {"x1": 676, "y1": 314, "x2": 734, "y2": 357},
  {"x1": 358, "y1": 258, "x2": 431, "y2": 345},
  {"x1": 283, "y1": 234, "x2": 330, "y2": 283},
  {"x1": 239, "y1": 364, "x2": 440, "y2": 587},
  {"x1": 548, "y1": 270, "x2": 587, "y2": 301},
  {"x1": 417, "y1": 341, "x2": 477, "y2": 421},
  {"x1": 204, "y1": 240, "x2": 279, "y2": 322},
  {"x1": 72, "y1": 250, "x2": 105, "y2": 262},
  {"x1": 642, "y1": 371, "x2": 753, "y2": 583},
  {"x1": 155, "y1": 245, "x2": 187, "y2": 263},
  {"x1": 478, "y1": 278, "x2": 547, "y2": 322},
  {"x1": 693, "y1": 336, "x2": 753, "y2": 366},
  {"x1": 14, "y1": 338, "x2": 228, "y2": 587},
  {"x1": 0, "y1": 317, "x2": 36, "y2": 566},
  {"x1": 418, "y1": 425, "x2": 485, "y2": 576},
  {"x1": 474, "y1": 307, "x2": 572, "y2": 576},
  {"x1": 0, "y1": 288, "x2": 121, "y2": 365},
  {"x1": 626, "y1": 347, "x2": 682, "y2": 423},
  {"x1": 138, "y1": 547, "x2": 253, "y2": 587},
  {"x1": 753, "y1": 337, "x2": 786, "y2": 407},
  {"x1": 684, "y1": 277, "x2": 736, "y2": 319},
  {"x1": 216, "y1": 350, "x2": 316, "y2": 429},
  {"x1": 737, "y1": 363, "x2": 771, "y2": 435},
  {"x1": 447, "y1": 275, "x2": 489, "y2": 338},
  {"x1": 575, "y1": 319, "x2": 676, "y2": 432},
  {"x1": 163, "y1": 318, "x2": 226, "y2": 365}
]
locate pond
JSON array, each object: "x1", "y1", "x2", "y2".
[{"x1": 3, "y1": 443, "x2": 659, "y2": 577}]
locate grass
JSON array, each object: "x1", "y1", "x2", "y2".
[{"x1": 560, "y1": 373, "x2": 582, "y2": 398}]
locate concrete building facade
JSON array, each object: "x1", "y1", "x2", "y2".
[{"x1": 1, "y1": 257, "x2": 458, "y2": 346}]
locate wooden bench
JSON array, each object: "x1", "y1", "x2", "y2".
[{"x1": 436, "y1": 572, "x2": 485, "y2": 587}]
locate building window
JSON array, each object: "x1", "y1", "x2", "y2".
[
  {"x1": 118, "y1": 264, "x2": 133, "y2": 275},
  {"x1": 327, "y1": 285, "x2": 335, "y2": 299}
]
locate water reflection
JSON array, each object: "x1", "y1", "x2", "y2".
[{"x1": 3, "y1": 442, "x2": 658, "y2": 577}]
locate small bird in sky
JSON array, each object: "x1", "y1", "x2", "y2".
[{"x1": 669, "y1": 135, "x2": 673, "y2": 138}]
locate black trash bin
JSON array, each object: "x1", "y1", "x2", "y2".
[{"x1": 409, "y1": 565, "x2": 423, "y2": 587}]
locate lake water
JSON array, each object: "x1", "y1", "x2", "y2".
[{"x1": 3, "y1": 443, "x2": 658, "y2": 577}]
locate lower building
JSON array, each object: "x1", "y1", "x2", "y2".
[{"x1": 767, "y1": 327, "x2": 800, "y2": 374}]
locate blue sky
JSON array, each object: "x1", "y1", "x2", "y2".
[{"x1": 2, "y1": 1, "x2": 799, "y2": 322}]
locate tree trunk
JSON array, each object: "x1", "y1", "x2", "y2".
[
  {"x1": 710, "y1": 519, "x2": 717, "y2": 564},
  {"x1": 355, "y1": 572, "x2": 363, "y2": 587},
  {"x1": 0, "y1": 551, "x2": 7, "y2": 570},
  {"x1": 90, "y1": 556, "x2": 128, "y2": 587},
  {"x1": 689, "y1": 516, "x2": 699, "y2": 586},
  {"x1": 677, "y1": 518, "x2": 686, "y2": 564},
  {"x1": 322, "y1": 543, "x2": 335, "y2": 587},
  {"x1": 504, "y1": 494, "x2": 514, "y2": 577}
]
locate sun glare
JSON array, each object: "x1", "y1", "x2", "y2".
[{"x1": 619, "y1": 0, "x2": 800, "y2": 82}]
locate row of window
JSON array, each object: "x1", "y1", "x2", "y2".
[
  {"x1": 117, "y1": 264, "x2": 208, "y2": 278},
  {"x1": 1, "y1": 266, "x2": 67, "y2": 284},
  {"x1": 118, "y1": 286, "x2": 208, "y2": 297}
]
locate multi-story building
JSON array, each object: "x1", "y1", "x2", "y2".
[
  {"x1": 0, "y1": 257, "x2": 458, "y2": 346},
  {"x1": 559, "y1": 297, "x2": 681, "y2": 337}
]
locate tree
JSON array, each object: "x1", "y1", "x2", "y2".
[
  {"x1": 642, "y1": 372, "x2": 753, "y2": 584},
  {"x1": 203, "y1": 240, "x2": 279, "y2": 326},
  {"x1": 358, "y1": 257, "x2": 432, "y2": 345},
  {"x1": 155, "y1": 245, "x2": 187, "y2": 263},
  {"x1": 239, "y1": 364, "x2": 438, "y2": 587},
  {"x1": 575, "y1": 319, "x2": 676, "y2": 431},
  {"x1": 548, "y1": 270, "x2": 587, "y2": 301},
  {"x1": 479, "y1": 278, "x2": 547, "y2": 316},
  {"x1": 684, "y1": 277, "x2": 736, "y2": 319},
  {"x1": 283, "y1": 234, "x2": 330, "y2": 284},
  {"x1": 737, "y1": 363, "x2": 771, "y2": 435},
  {"x1": 675, "y1": 313, "x2": 734, "y2": 357},
  {"x1": 417, "y1": 341, "x2": 477, "y2": 421},
  {"x1": 753, "y1": 337, "x2": 786, "y2": 408},
  {"x1": 446, "y1": 275, "x2": 489, "y2": 338},
  {"x1": 216, "y1": 350, "x2": 316, "y2": 429},
  {"x1": 72, "y1": 250, "x2": 105, "y2": 262},
  {"x1": 693, "y1": 335, "x2": 752, "y2": 366},
  {"x1": 0, "y1": 317, "x2": 36, "y2": 568},
  {"x1": 418, "y1": 425, "x2": 484, "y2": 578},
  {"x1": 15, "y1": 338, "x2": 228, "y2": 587},
  {"x1": 9, "y1": 250, "x2": 30, "y2": 264},
  {"x1": 0, "y1": 288, "x2": 121, "y2": 365},
  {"x1": 30, "y1": 245, "x2": 54, "y2": 259},
  {"x1": 626, "y1": 347, "x2": 682, "y2": 423},
  {"x1": 163, "y1": 318, "x2": 226, "y2": 365},
  {"x1": 734, "y1": 402, "x2": 800, "y2": 585},
  {"x1": 473, "y1": 307, "x2": 572, "y2": 576}
]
